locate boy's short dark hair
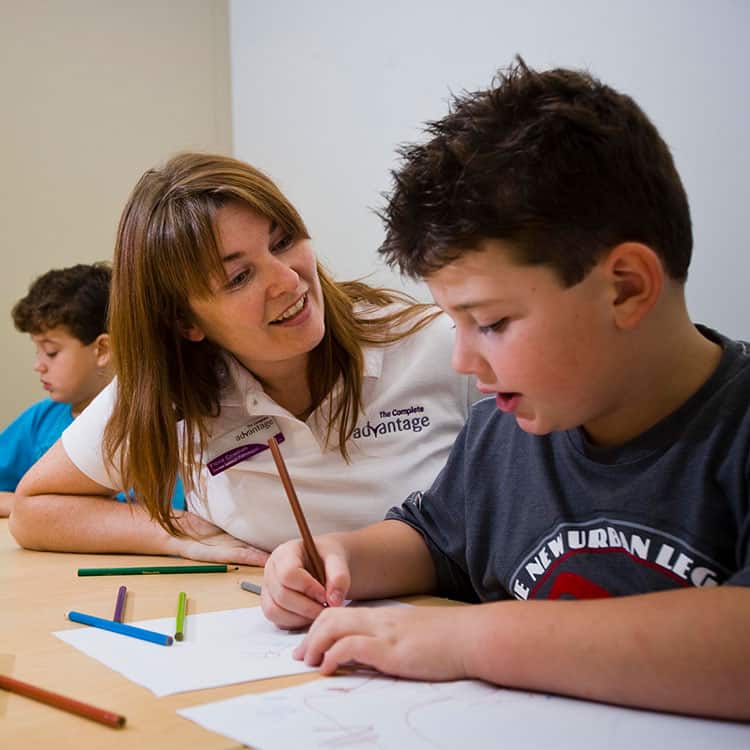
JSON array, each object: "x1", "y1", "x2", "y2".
[
  {"x1": 378, "y1": 58, "x2": 692, "y2": 286},
  {"x1": 12, "y1": 262, "x2": 112, "y2": 344}
]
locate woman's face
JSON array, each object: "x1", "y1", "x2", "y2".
[{"x1": 184, "y1": 202, "x2": 325, "y2": 381}]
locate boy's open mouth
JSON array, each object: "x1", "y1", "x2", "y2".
[{"x1": 496, "y1": 392, "x2": 520, "y2": 413}]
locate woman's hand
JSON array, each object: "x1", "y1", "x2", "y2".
[
  {"x1": 167, "y1": 511, "x2": 269, "y2": 566},
  {"x1": 261, "y1": 536, "x2": 352, "y2": 630},
  {"x1": 294, "y1": 604, "x2": 471, "y2": 682}
]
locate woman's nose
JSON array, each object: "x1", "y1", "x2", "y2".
[{"x1": 266, "y1": 257, "x2": 300, "y2": 298}]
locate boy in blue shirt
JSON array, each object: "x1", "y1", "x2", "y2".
[
  {"x1": 1, "y1": 263, "x2": 184, "y2": 515},
  {"x1": 261, "y1": 60, "x2": 750, "y2": 719}
]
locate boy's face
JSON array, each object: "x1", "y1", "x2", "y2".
[
  {"x1": 427, "y1": 240, "x2": 624, "y2": 437},
  {"x1": 31, "y1": 326, "x2": 106, "y2": 414}
]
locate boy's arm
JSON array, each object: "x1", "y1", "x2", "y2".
[
  {"x1": 11, "y1": 440, "x2": 268, "y2": 565},
  {"x1": 343, "y1": 520, "x2": 438, "y2": 599},
  {"x1": 464, "y1": 585, "x2": 750, "y2": 719},
  {"x1": 297, "y1": 585, "x2": 750, "y2": 720}
]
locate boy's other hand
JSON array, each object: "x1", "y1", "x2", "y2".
[
  {"x1": 293, "y1": 605, "x2": 470, "y2": 682},
  {"x1": 169, "y1": 511, "x2": 269, "y2": 566},
  {"x1": 262, "y1": 537, "x2": 351, "y2": 630}
]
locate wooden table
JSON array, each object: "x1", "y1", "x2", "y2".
[{"x1": 0, "y1": 519, "x2": 335, "y2": 748}]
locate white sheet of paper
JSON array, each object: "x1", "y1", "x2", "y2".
[
  {"x1": 53, "y1": 600, "x2": 404, "y2": 697},
  {"x1": 178, "y1": 674, "x2": 750, "y2": 750},
  {"x1": 54, "y1": 606, "x2": 313, "y2": 696}
]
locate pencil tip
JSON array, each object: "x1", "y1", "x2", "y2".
[{"x1": 174, "y1": 633, "x2": 184, "y2": 641}]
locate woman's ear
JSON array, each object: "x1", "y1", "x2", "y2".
[
  {"x1": 178, "y1": 320, "x2": 206, "y2": 342},
  {"x1": 604, "y1": 242, "x2": 664, "y2": 330},
  {"x1": 175, "y1": 306, "x2": 206, "y2": 342}
]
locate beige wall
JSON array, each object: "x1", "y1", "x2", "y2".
[{"x1": 0, "y1": 0, "x2": 232, "y2": 427}]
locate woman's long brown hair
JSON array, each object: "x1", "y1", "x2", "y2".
[{"x1": 105, "y1": 153, "x2": 438, "y2": 534}]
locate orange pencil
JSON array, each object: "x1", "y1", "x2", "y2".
[
  {"x1": 0, "y1": 674, "x2": 126, "y2": 728},
  {"x1": 267, "y1": 437, "x2": 326, "y2": 586}
]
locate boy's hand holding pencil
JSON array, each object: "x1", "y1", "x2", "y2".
[
  {"x1": 261, "y1": 535, "x2": 351, "y2": 630},
  {"x1": 263, "y1": 437, "x2": 350, "y2": 629}
]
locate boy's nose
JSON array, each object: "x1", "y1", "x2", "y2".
[{"x1": 451, "y1": 335, "x2": 482, "y2": 376}]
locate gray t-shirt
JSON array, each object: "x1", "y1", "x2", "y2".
[{"x1": 388, "y1": 325, "x2": 750, "y2": 602}]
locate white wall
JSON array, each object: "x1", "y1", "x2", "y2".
[
  {"x1": 1, "y1": 0, "x2": 232, "y2": 427},
  {"x1": 230, "y1": 0, "x2": 749, "y2": 338}
]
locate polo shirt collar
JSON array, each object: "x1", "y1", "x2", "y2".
[{"x1": 220, "y1": 344, "x2": 385, "y2": 409}]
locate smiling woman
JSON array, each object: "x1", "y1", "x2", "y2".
[
  {"x1": 182, "y1": 201, "x2": 327, "y2": 419},
  {"x1": 10, "y1": 153, "x2": 475, "y2": 561}
]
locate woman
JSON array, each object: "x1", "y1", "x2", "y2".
[{"x1": 11, "y1": 153, "x2": 474, "y2": 564}]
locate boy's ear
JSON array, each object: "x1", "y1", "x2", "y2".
[
  {"x1": 604, "y1": 242, "x2": 664, "y2": 330},
  {"x1": 94, "y1": 333, "x2": 112, "y2": 368}
]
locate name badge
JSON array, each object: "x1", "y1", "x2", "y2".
[{"x1": 206, "y1": 416, "x2": 284, "y2": 476}]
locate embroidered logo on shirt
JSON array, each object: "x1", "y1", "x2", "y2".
[
  {"x1": 206, "y1": 416, "x2": 284, "y2": 476},
  {"x1": 352, "y1": 404, "x2": 431, "y2": 439}
]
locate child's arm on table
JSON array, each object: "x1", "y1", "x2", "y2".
[
  {"x1": 11, "y1": 440, "x2": 268, "y2": 565},
  {"x1": 296, "y1": 579, "x2": 750, "y2": 721},
  {"x1": 261, "y1": 519, "x2": 437, "y2": 630}
]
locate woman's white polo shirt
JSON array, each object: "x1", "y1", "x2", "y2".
[{"x1": 62, "y1": 312, "x2": 475, "y2": 549}]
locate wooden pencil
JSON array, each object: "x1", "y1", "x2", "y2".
[
  {"x1": 0, "y1": 674, "x2": 126, "y2": 728},
  {"x1": 267, "y1": 436, "x2": 326, "y2": 585}
]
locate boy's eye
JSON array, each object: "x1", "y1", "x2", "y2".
[
  {"x1": 478, "y1": 318, "x2": 509, "y2": 335},
  {"x1": 45, "y1": 350, "x2": 59, "y2": 358}
]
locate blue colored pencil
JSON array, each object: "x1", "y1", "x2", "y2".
[{"x1": 67, "y1": 610, "x2": 173, "y2": 646}]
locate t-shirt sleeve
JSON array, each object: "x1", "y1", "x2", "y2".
[
  {"x1": 0, "y1": 407, "x2": 38, "y2": 490},
  {"x1": 61, "y1": 380, "x2": 122, "y2": 491},
  {"x1": 386, "y1": 420, "x2": 480, "y2": 602},
  {"x1": 725, "y1": 462, "x2": 750, "y2": 586}
]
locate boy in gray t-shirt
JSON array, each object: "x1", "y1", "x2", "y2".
[{"x1": 260, "y1": 59, "x2": 750, "y2": 720}]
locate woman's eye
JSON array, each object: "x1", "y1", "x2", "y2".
[
  {"x1": 226, "y1": 270, "x2": 250, "y2": 289},
  {"x1": 478, "y1": 318, "x2": 509, "y2": 335},
  {"x1": 272, "y1": 233, "x2": 294, "y2": 253}
]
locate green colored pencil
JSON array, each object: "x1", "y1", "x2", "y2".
[
  {"x1": 174, "y1": 591, "x2": 187, "y2": 641},
  {"x1": 77, "y1": 564, "x2": 239, "y2": 577}
]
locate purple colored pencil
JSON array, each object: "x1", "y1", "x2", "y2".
[{"x1": 113, "y1": 585, "x2": 127, "y2": 623}]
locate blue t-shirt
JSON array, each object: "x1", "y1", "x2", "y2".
[
  {"x1": 1, "y1": 400, "x2": 73, "y2": 490},
  {"x1": 0, "y1": 398, "x2": 184, "y2": 508}
]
